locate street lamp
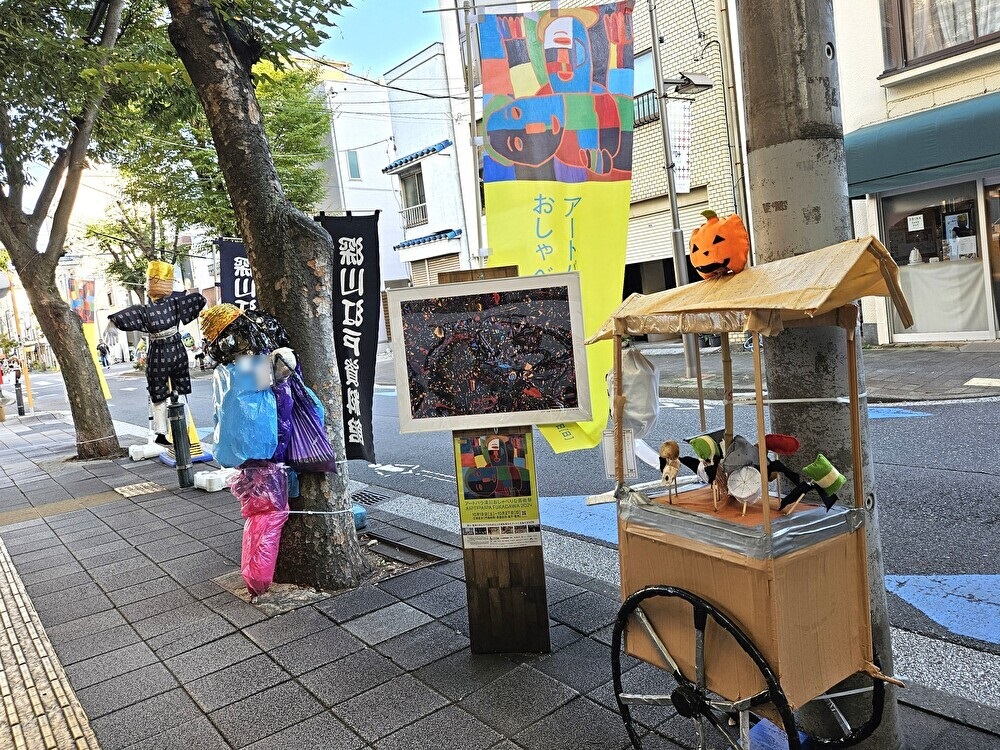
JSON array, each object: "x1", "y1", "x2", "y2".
[
  {"x1": 667, "y1": 72, "x2": 714, "y2": 95},
  {"x1": 648, "y1": 2, "x2": 715, "y2": 378}
]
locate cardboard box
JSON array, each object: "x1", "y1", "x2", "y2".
[{"x1": 619, "y1": 492, "x2": 872, "y2": 710}]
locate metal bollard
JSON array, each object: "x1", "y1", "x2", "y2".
[
  {"x1": 167, "y1": 394, "x2": 194, "y2": 488},
  {"x1": 14, "y1": 376, "x2": 25, "y2": 416}
]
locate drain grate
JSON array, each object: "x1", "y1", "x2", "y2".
[
  {"x1": 114, "y1": 481, "x2": 164, "y2": 498},
  {"x1": 352, "y1": 487, "x2": 394, "y2": 506}
]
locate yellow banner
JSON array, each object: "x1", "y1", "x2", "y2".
[
  {"x1": 80, "y1": 324, "x2": 112, "y2": 400},
  {"x1": 485, "y1": 181, "x2": 628, "y2": 450}
]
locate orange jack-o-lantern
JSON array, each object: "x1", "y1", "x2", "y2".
[{"x1": 690, "y1": 210, "x2": 750, "y2": 279}]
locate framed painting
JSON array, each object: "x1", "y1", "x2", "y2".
[{"x1": 387, "y1": 272, "x2": 590, "y2": 433}]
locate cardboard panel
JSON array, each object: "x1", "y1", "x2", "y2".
[{"x1": 619, "y1": 518, "x2": 872, "y2": 709}]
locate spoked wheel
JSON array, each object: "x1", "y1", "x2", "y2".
[
  {"x1": 611, "y1": 586, "x2": 800, "y2": 750},
  {"x1": 797, "y1": 663, "x2": 886, "y2": 748}
]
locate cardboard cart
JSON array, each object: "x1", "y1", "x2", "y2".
[{"x1": 587, "y1": 237, "x2": 913, "y2": 750}]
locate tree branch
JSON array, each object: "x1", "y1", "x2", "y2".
[
  {"x1": 43, "y1": 0, "x2": 128, "y2": 263},
  {"x1": 0, "y1": 107, "x2": 25, "y2": 209}
]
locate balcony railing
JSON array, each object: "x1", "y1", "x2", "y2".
[
  {"x1": 401, "y1": 203, "x2": 428, "y2": 228},
  {"x1": 634, "y1": 89, "x2": 660, "y2": 126}
]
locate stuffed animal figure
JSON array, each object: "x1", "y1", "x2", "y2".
[
  {"x1": 680, "y1": 429, "x2": 726, "y2": 509},
  {"x1": 658, "y1": 440, "x2": 680, "y2": 502},
  {"x1": 780, "y1": 453, "x2": 844, "y2": 513},
  {"x1": 689, "y1": 210, "x2": 750, "y2": 280}
]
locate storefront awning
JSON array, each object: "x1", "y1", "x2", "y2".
[
  {"x1": 393, "y1": 229, "x2": 462, "y2": 250},
  {"x1": 845, "y1": 91, "x2": 1000, "y2": 197},
  {"x1": 382, "y1": 140, "x2": 453, "y2": 174}
]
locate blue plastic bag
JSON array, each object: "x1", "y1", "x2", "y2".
[{"x1": 212, "y1": 358, "x2": 278, "y2": 468}]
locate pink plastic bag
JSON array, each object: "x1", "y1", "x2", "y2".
[{"x1": 229, "y1": 462, "x2": 289, "y2": 596}]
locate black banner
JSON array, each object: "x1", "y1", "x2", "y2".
[
  {"x1": 218, "y1": 238, "x2": 258, "y2": 311},
  {"x1": 315, "y1": 212, "x2": 381, "y2": 463}
]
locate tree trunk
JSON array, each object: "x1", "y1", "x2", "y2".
[
  {"x1": 166, "y1": 0, "x2": 367, "y2": 589},
  {"x1": 0, "y1": 0, "x2": 126, "y2": 461},
  {"x1": 737, "y1": 2, "x2": 901, "y2": 747},
  {"x1": 2, "y1": 240, "x2": 121, "y2": 460}
]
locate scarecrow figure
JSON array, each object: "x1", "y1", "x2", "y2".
[{"x1": 108, "y1": 260, "x2": 206, "y2": 445}]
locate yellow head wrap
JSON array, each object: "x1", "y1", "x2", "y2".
[
  {"x1": 200, "y1": 303, "x2": 243, "y2": 343},
  {"x1": 146, "y1": 260, "x2": 175, "y2": 300}
]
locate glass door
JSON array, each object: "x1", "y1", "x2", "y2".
[{"x1": 985, "y1": 182, "x2": 1000, "y2": 331}]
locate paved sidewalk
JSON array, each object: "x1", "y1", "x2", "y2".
[{"x1": 2, "y1": 414, "x2": 1000, "y2": 748}]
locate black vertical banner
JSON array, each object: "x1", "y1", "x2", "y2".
[
  {"x1": 315, "y1": 213, "x2": 381, "y2": 462},
  {"x1": 218, "y1": 238, "x2": 258, "y2": 311}
]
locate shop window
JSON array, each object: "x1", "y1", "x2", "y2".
[
  {"x1": 882, "y1": 182, "x2": 991, "y2": 335},
  {"x1": 883, "y1": 0, "x2": 1000, "y2": 73},
  {"x1": 881, "y1": 182, "x2": 978, "y2": 264}
]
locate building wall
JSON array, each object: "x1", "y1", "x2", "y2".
[
  {"x1": 835, "y1": 0, "x2": 1000, "y2": 131},
  {"x1": 385, "y1": 43, "x2": 472, "y2": 271},
  {"x1": 629, "y1": 0, "x2": 739, "y2": 219},
  {"x1": 318, "y1": 74, "x2": 409, "y2": 287},
  {"x1": 834, "y1": 2, "x2": 1000, "y2": 343}
]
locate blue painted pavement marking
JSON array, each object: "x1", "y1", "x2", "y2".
[
  {"x1": 539, "y1": 495, "x2": 618, "y2": 544},
  {"x1": 868, "y1": 406, "x2": 932, "y2": 419},
  {"x1": 885, "y1": 574, "x2": 1000, "y2": 645}
]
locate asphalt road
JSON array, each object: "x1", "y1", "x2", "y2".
[{"x1": 18, "y1": 363, "x2": 1000, "y2": 659}]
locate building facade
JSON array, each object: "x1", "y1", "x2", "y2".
[
  {"x1": 837, "y1": 0, "x2": 1000, "y2": 343},
  {"x1": 314, "y1": 62, "x2": 410, "y2": 341},
  {"x1": 383, "y1": 43, "x2": 476, "y2": 286}
]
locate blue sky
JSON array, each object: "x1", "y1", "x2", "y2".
[{"x1": 318, "y1": 0, "x2": 443, "y2": 77}]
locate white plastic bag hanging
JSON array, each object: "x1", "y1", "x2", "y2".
[{"x1": 606, "y1": 343, "x2": 660, "y2": 440}]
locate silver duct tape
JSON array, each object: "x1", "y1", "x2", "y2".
[{"x1": 618, "y1": 486, "x2": 864, "y2": 559}]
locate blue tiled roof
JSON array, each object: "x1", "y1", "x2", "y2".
[
  {"x1": 382, "y1": 140, "x2": 453, "y2": 174},
  {"x1": 394, "y1": 229, "x2": 462, "y2": 250}
]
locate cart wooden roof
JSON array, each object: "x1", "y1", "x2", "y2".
[{"x1": 587, "y1": 236, "x2": 913, "y2": 341}]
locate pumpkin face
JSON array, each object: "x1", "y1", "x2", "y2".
[{"x1": 690, "y1": 210, "x2": 750, "y2": 279}]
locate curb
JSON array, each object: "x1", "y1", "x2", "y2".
[{"x1": 899, "y1": 684, "x2": 1000, "y2": 737}]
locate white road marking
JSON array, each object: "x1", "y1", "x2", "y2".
[{"x1": 965, "y1": 377, "x2": 1000, "y2": 387}]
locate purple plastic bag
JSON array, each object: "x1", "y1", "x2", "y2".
[
  {"x1": 286, "y1": 376, "x2": 338, "y2": 474},
  {"x1": 229, "y1": 462, "x2": 289, "y2": 596},
  {"x1": 271, "y1": 379, "x2": 293, "y2": 463}
]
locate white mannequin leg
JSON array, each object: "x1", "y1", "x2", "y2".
[{"x1": 152, "y1": 399, "x2": 168, "y2": 436}]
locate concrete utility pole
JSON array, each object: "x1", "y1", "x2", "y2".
[{"x1": 735, "y1": 1, "x2": 902, "y2": 748}]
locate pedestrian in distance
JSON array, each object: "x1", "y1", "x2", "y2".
[{"x1": 97, "y1": 340, "x2": 110, "y2": 368}]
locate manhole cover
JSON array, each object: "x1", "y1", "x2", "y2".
[{"x1": 115, "y1": 481, "x2": 164, "y2": 498}]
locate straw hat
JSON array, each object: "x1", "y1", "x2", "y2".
[
  {"x1": 146, "y1": 260, "x2": 175, "y2": 301},
  {"x1": 200, "y1": 304, "x2": 243, "y2": 343}
]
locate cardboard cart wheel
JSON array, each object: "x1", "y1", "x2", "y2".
[{"x1": 611, "y1": 585, "x2": 886, "y2": 750}]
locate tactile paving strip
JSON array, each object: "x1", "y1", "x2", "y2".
[{"x1": 0, "y1": 538, "x2": 99, "y2": 749}]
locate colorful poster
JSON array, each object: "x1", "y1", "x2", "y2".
[
  {"x1": 387, "y1": 273, "x2": 590, "y2": 434},
  {"x1": 478, "y1": 2, "x2": 635, "y2": 453},
  {"x1": 66, "y1": 277, "x2": 111, "y2": 399},
  {"x1": 454, "y1": 428, "x2": 542, "y2": 549},
  {"x1": 315, "y1": 212, "x2": 382, "y2": 463}
]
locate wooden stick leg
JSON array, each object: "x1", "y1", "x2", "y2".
[{"x1": 783, "y1": 498, "x2": 803, "y2": 515}]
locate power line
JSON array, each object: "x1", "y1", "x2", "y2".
[{"x1": 305, "y1": 53, "x2": 470, "y2": 101}]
